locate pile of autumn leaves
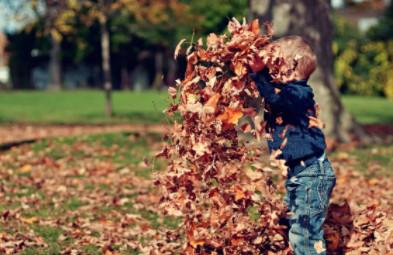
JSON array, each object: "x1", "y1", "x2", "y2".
[{"x1": 154, "y1": 18, "x2": 290, "y2": 254}]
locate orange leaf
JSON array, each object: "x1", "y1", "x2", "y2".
[
  {"x1": 231, "y1": 237, "x2": 245, "y2": 246},
  {"x1": 20, "y1": 216, "x2": 39, "y2": 224},
  {"x1": 234, "y1": 62, "x2": 247, "y2": 77},
  {"x1": 188, "y1": 232, "x2": 205, "y2": 248},
  {"x1": 250, "y1": 19, "x2": 260, "y2": 35},
  {"x1": 234, "y1": 185, "x2": 245, "y2": 201},
  {"x1": 203, "y1": 93, "x2": 220, "y2": 113},
  {"x1": 218, "y1": 107, "x2": 243, "y2": 125},
  {"x1": 20, "y1": 164, "x2": 32, "y2": 173}
]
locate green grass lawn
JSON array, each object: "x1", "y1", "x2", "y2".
[
  {"x1": 0, "y1": 90, "x2": 169, "y2": 124},
  {"x1": 0, "y1": 90, "x2": 392, "y2": 125},
  {"x1": 341, "y1": 95, "x2": 393, "y2": 124}
]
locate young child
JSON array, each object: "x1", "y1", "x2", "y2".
[{"x1": 249, "y1": 36, "x2": 336, "y2": 255}]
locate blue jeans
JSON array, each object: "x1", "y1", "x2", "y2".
[{"x1": 284, "y1": 156, "x2": 336, "y2": 255}]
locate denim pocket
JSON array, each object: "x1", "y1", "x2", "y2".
[
  {"x1": 316, "y1": 176, "x2": 336, "y2": 209},
  {"x1": 295, "y1": 176, "x2": 327, "y2": 213}
]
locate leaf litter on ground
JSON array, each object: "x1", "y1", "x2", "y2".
[{"x1": 0, "y1": 134, "x2": 391, "y2": 254}]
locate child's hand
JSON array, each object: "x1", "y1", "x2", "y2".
[
  {"x1": 248, "y1": 54, "x2": 265, "y2": 73},
  {"x1": 308, "y1": 116, "x2": 325, "y2": 129}
]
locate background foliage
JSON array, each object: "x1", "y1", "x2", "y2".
[{"x1": 333, "y1": 3, "x2": 393, "y2": 99}]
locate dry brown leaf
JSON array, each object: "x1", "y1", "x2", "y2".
[{"x1": 174, "y1": 38, "x2": 187, "y2": 60}]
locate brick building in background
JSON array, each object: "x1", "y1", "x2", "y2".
[{"x1": 333, "y1": 0, "x2": 391, "y2": 31}]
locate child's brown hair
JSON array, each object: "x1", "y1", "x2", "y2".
[{"x1": 272, "y1": 35, "x2": 317, "y2": 81}]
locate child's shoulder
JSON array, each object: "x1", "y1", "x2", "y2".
[{"x1": 282, "y1": 80, "x2": 313, "y2": 95}]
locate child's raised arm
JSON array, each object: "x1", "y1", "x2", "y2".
[{"x1": 250, "y1": 70, "x2": 313, "y2": 113}]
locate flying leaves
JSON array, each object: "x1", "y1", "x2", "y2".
[
  {"x1": 154, "y1": 18, "x2": 290, "y2": 254},
  {"x1": 174, "y1": 38, "x2": 187, "y2": 60}
]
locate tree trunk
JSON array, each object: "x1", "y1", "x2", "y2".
[
  {"x1": 251, "y1": 0, "x2": 367, "y2": 142},
  {"x1": 8, "y1": 31, "x2": 34, "y2": 89},
  {"x1": 166, "y1": 49, "x2": 177, "y2": 86},
  {"x1": 9, "y1": 56, "x2": 33, "y2": 89},
  {"x1": 152, "y1": 51, "x2": 163, "y2": 90},
  {"x1": 99, "y1": 14, "x2": 113, "y2": 117},
  {"x1": 121, "y1": 65, "x2": 131, "y2": 90},
  {"x1": 49, "y1": 34, "x2": 62, "y2": 90}
]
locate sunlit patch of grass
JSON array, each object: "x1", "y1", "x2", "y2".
[
  {"x1": 47, "y1": 147, "x2": 67, "y2": 160},
  {"x1": 56, "y1": 136, "x2": 78, "y2": 146},
  {"x1": 17, "y1": 172, "x2": 32, "y2": 178},
  {"x1": 65, "y1": 197, "x2": 86, "y2": 211},
  {"x1": 22, "y1": 207, "x2": 53, "y2": 219},
  {"x1": 13, "y1": 185, "x2": 42, "y2": 198},
  {"x1": 0, "y1": 201, "x2": 22, "y2": 211},
  {"x1": 134, "y1": 167, "x2": 156, "y2": 178},
  {"x1": 247, "y1": 205, "x2": 261, "y2": 222},
  {"x1": 21, "y1": 245, "x2": 61, "y2": 255},
  {"x1": 32, "y1": 225, "x2": 63, "y2": 243},
  {"x1": 84, "y1": 183, "x2": 95, "y2": 191},
  {"x1": 99, "y1": 183, "x2": 110, "y2": 191},
  {"x1": 121, "y1": 247, "x2": 140, "y2": 255},
  {"x1": 18, "y1": 230, "x2": 75, "y2": 255},
  {"x1": 91, "y1": 230, "x2": 101, "y2": 238},
  {"x1": 133, "y1": 209, "x2": 162, "y2": 229},
  {"x1": 163, "y1": 215, "x2": 182, "y2": 229},
  {"x1": 95, "y1": 205, "x2": 115, "y2": 214},
  {"x1": 82, "y1": 244, "x2": 101, "y2": 255},
  {"x1": 19, "y1": 248, "x2": 41, "y2": 255},
  {"x1": 29, "y1": 225, "x2": 66, "y2": 254},
  {"x1": 32, "y1": 140, "x2": 50, "y2": 153}
]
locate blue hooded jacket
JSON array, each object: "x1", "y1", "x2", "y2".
[{"x1": 249, "y1": 69, "x2": 326, "y2": 168}]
